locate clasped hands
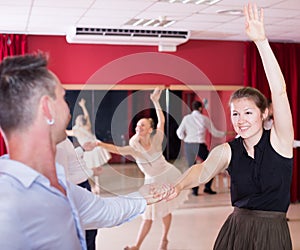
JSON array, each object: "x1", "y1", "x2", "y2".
[
  {"x1": 82, "y1": 141, "x2": 99, "y2": 151},
  {"x1": 138, "y1": 183, "x2": 178, "y2": 205}
]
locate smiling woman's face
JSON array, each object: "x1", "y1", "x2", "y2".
[
  {"x1": 135, "y1": 118, "x2": 152, "y2": 137},
  {"x1": 230, "y1": 97, "x2": 266, "y2": 139}
]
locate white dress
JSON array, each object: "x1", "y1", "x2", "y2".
[
  {"x1": 129, "y1": 132, "x2": 189, "y2": 220},
  {"x1": 73, "y1": 125, "x2": 111, "y2": 168}
]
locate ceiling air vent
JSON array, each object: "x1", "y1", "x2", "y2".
[{"x1": 66, "y1": 27, "x2": 190, "y2": 52}]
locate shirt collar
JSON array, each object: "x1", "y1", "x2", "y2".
[
  {"x1": 0, "y1": 155, "x2": 67, "y2": 189},
  {"x1": 255, "y1": 129, "x2": 269, "y2": 151},
  {"x1": 239, "y1": 129, "x2": 269, "y2": 156},
  {"x1": 192, "y1": 110, "x2": 200, "y2": 115}
]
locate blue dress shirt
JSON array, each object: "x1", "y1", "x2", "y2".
[{"x1": 0, "y1": 158, "x2": 146, "y2": 250}]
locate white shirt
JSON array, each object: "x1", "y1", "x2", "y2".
[
  {"x1": 0, "y1": 157, "x2": 146, "y2": 250},
  {"x1": 56, "y1": 138, "x2": 94, "y2": 184},
  {"x1": 176, "y1": 110, "x2": 226, "y2": 143},
  {"x1": 293, "y1": 140, "x2": 300, "y2": 148}
]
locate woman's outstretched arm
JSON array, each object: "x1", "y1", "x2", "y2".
[
  {"x1": 167, "y1": 143, "x2": 231, "y2": 200},
  {"x1": 83, "y1": 140, "x2": 139, "y2": 158}
]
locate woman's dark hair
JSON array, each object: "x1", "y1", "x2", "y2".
[{"x1": 229, "y1": 87, "x2": 268, "y2": 114}]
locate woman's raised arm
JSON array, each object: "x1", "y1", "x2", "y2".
[
  {"x1": 244, "y1": 3, "x2": 293, "y2": 155},
  {"x1": 150, "y1": 88, "x2": 165, "y2": 132},
  {"x1": 78, "y1": 98, "x2": 92, "y2": 131}
]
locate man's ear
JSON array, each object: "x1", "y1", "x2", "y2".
[{"x1": 41, "y1": 95, "x2": 53, "y2": 120}]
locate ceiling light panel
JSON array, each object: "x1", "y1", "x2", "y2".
[{"x1": 125, "y1": 18, "x2": 176, "y2": 28}]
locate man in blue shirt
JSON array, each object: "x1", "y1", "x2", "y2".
[{"x1": 0, "y1": 53, "x2": 168, "y2": 250}]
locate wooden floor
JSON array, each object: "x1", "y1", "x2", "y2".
[{"x1": 94, "y1": 163, "x2": 300, "y2": 250}]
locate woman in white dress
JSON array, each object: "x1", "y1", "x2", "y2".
[
  {"x1": 67, "y1": 98, "x2": 111, "y2": 194},
  {"x1": 88, "y1": 88, "x2": 188, "y2": 250}
]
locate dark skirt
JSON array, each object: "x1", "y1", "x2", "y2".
[{"x1": 214, "y1": 207, "x2": 292, "y2": 250}]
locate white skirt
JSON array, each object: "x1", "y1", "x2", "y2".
[{"x1": 83, "y1": 146, "x2": 111, "y2": 169}]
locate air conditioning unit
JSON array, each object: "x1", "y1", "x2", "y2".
[{"x1": 66, "y1": 27, "x2": 190, "y2": 52}]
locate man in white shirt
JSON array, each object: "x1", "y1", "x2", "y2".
[
  {"x1": 176, "y1": 100, "x2": 226, "y2": 196},
  {"x1": 56, "y1": 138, "x2": 103, "y2": 250},
  {"x1": 56, "y1": 138, "x2": 103, "y2": 185}
]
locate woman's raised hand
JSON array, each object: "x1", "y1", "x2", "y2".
[
  {"x1": 150, "y1": 87, "x2": 163, "y2": 102},
  {"x1": 78, "y1": 98, "x2": 86, "y2": 108},
  {"x1": 244, "y1": 3, "x2": 266, "y2": 42}
]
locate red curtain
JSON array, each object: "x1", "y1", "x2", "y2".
[
  {"x1": 244, "y1": 42, "x2": 300, "y2": 202},
  {"x1": 0, "y1": 34, "x2": 27, "y2": 156}
]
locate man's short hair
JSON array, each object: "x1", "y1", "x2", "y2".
[
  {"x1": 192, "y1": 100, "x2": 203, "y2": 111},
  {"x1": 0, "y1": 53, "x2": 56, "y2": 134}
]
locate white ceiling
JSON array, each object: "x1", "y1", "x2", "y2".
[{"x1": 0, "y1": 0, "x2": 299, "y2": 43}]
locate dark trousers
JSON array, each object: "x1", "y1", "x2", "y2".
[
  {"x1": 78, "y1": 180, "x2": 98, "y2": 250},
  {"x1": 184, "y1": 142, "x2": 214, "y2": 194}
]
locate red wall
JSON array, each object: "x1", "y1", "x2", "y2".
[
  {"x1": 27, "y1": 35, "x2": 242, "y2": 153},
  {"x1": 27, "y1": 35, "x2": 242, "y2": 162},
  {"x1": 27, "y1": 35, "x2": 245, "y2": 86}
]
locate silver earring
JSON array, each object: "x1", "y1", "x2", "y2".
[{"x1": 47, "y1": 118, "x2": 55, "y2": 125}]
